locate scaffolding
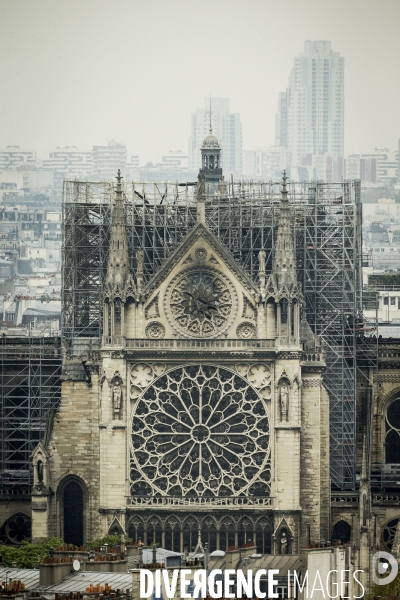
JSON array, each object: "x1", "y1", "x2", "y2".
[
  {"x1": 62, "y1": 178, "x2": 371, "y2": 489},
  {"x1": 0, "y1": 334, "x2": 62, "y2": 491}
]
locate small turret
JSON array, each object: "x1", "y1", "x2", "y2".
[{"x1": 198, "y1": 100, "x2": 223, "y2": 195}]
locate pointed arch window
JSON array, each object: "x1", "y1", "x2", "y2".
[
  {"x1": 63, "y1": 481, "x2": 84, "y2": 546},
  {"x1": 332, "y1": 520, "x2": 351, "y2": 544}
]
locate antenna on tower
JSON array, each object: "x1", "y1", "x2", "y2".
[{"x1": 206, "y1": 94, "x2": 213, "y2": 134}]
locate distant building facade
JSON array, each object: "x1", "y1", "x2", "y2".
[
  {"x1": 0, "y1": 147, "x2": 37, "y2": 170},
  {"x1": 276, "y1": 41, "x2": 344, "y2": 167},
  {"x1": 243, "y1": 146, "x2": 291, "y2": 180},
  {"x1": 92, "y1": 140, "x2": 127, "y2": 180}
]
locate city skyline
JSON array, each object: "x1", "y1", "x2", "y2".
[{"x1": 0, "y1": 0, "x2": 399, "y2": 164}]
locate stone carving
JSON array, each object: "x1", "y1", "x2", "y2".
[
  {"x1": 279, "y1": 382, "x2": 289, "y2": 421},
  {"x1": 112, "y1": 381, "x2": 122, "y2": 418},
  {"x1": 248, "y1": 364, "x2": 271, "y2": 388},
  {"x1": 166, "y1": 268, "x2": 235, "y2": 338},
  {"x1": 130, "y1": 385, "x2": 142, "y2": 400},
  {"x1": 152, "y1": 363, "x2": 166, "y2": 376},
  {"x1": 280, "y1": 531, "x2": 288, "y2": 554},
  {"x1": 136, "y1": 249, "x2": 144, "y2": 273},
  {"x1": 236, "y1": 322, "x2": 256, "y2": 339},
  {"x1": 258, "y1": 249, "x2": 266, "y2": 273},
  {"x1": 131, "y1": 363, "x2": 153, "y2": 387},
  {"x1": 302, "y1": 378, "x2": 320, "y2": 387},
  {"x1": 378, "y1": 374, "x2": 400, "y2": 383},
  {"x1": 145, "y1": 322, "x2": 165, "y2": 338},
  {"x1": 209, "y1": 255, "x2": 219, "y2": 264},
  {"x1": 383, "y1": 518, "x2": 400, "y2": 551},
  {"x1": 145, "y1": 295, "x2": 160, "y2": 320},
  {"x1": 259, "y1": 386, "x2": 271, "y2": 399},
  {"x1": 197, "y1": 173, "x2": 206, "y2": 199},
  {"x1": 195, "y1": 247, "x2": 207, "y2": 260},
  {"x1": 235, "y1": 363, "x2": 250, "y2": 376},
  {"x1": 242, "y1": 296, "x2": 256, "y2": 319},
  {"x1": 37, "y1": 460, "x2": 44, "y2": 483},
  {"x1": 130, "y1": 365, "x2": 271, "y2": 498}
]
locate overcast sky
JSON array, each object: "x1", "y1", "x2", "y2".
[{"x1": 0, "y1": 0, "x2": 399, "y2": 162}]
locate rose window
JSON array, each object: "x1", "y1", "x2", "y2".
[
  {"x1": 167, "y1": 269, "x2": 234, "y2": 337},
  {"x1": 130, "y1": 365, "x2": 270, "y2": 498}
]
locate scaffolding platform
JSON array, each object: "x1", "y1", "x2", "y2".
[{"x1": 0, "y1": 334, "x2": 62, "y2": 490}]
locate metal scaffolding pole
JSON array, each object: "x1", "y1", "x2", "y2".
[{"x1": 0, "y1": 334, "x2": 62, "y2": 491}]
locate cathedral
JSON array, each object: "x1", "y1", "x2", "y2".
[
  {"x1": 27, "y1": 130, "x2": 400, "y2": 589},
  {"x1": 30, "y1": 131, "x2": 330, "y2": 554}
]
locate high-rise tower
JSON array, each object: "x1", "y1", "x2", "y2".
[{"x1": 276, "y1": 41, "x2": 344, "y2": 166}]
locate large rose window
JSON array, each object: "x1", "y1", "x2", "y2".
[
  {"x1": 130, "y1": 365, "x2": 270, "y2": 498},
  {"x1": 166, "y1": 269, "x2": 234, "y2": 337}
]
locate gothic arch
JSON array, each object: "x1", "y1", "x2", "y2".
[
  {"x1": 332, "y1": 519, "x2": 351, "y2": 544},
  {"x1": 182, "y1": 515, "x2": 200, "y2": 553},
  {"x1": 200, "y1": 515, "x2": 218, "y2": 552},
  {"x1": 255, "y1": 516, "x2": 272, "y2": 554},
  {"x1": 108, "y1": 516, "x2": 125, "y2": 536},
  {"x1": 377, "y1": 387, "x2": 400, "y2": 415},
  {"x1": 219, "y1": 516, "x2": 236, "y2": 551},
  {"x1": 332, "y1": 515, "x2": 351, "y2": 527},
  {"x1": 273, "y1": 518, "x2": 294, "y2": 555},
  {"x1": 164, "y1": 516, "x2": 179, "y2": 552},
  {"x1": 237, "y1": 516, "x2": 254, "y2": 549},
  {"x1": 127, "y1": 515, "x2": 145, "y2": 543},
  {"x1": 57, "y1": 475, "x2": 88, "y2": 546},
  {"x1": 146, "y1": 515, "x2": 163, "y2": 547}
]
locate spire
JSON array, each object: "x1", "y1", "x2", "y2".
[
  {"x1": 208, "y1": 94, "x2": 213, "y2": 133},
  {"x1": 272, "y1": 171, "x2": 297, "y2": 290},
  {"x1": 105, "y1": 170, "x2": 133, "y2": 297},
  {"x1": 193, "y1": 529, "x2": 204, "y2": 555}
]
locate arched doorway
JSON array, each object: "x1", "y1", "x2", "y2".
[
  {"x1": 63, "y1": 481, "x2": 84, "y2": 546},
  {"x1": 332, "y1": 520, "x2": 351, "y2": 544}
]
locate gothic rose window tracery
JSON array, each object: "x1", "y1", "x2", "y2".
[
  {"x1": 130, "y1": 365, "x2": 270, "y2": 498},
  {"x1": 167, "y1": 269, "x2": 234, "y2": 337}
]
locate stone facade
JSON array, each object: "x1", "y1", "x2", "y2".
[{"x1": 30, "y1": 173, "x2": 331, "y2": 555}]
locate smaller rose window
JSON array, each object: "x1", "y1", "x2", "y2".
[{"x1": 167, "y1": 268, "x2": 234, "y2": 337}]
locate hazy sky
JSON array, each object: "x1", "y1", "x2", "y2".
[{"x1": 0, "y1": 0, "x2": 399, "y2": 162}]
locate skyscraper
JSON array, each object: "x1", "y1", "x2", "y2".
[
  {"x1": 188, "y1": 98, "x2": 242, "y2": 177},
  {"x1": 276, "y1": 41, "x2": 344, "y2": 167}
]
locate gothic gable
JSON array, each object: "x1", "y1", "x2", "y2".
[{"x1": 143, "y1": 223, "x2": 258, "y2": 339}]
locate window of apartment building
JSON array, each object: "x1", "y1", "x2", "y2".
[
  {"x1": 384, "y1": 297, "x2": 389, "y2": 305},
  {"x1": 391, "y1": 297, "x2": 396, "y2": 306}
]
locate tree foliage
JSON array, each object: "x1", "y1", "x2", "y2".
[
  {"x1": 370, "y1": 571, "x2": 400, "y2": 599},
  {"x1": 0, "y1": 537, "x2": 63, "y2": 568},
  {"x1": 85, "y1": 534, "x2": 132, "y2": 550}
]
